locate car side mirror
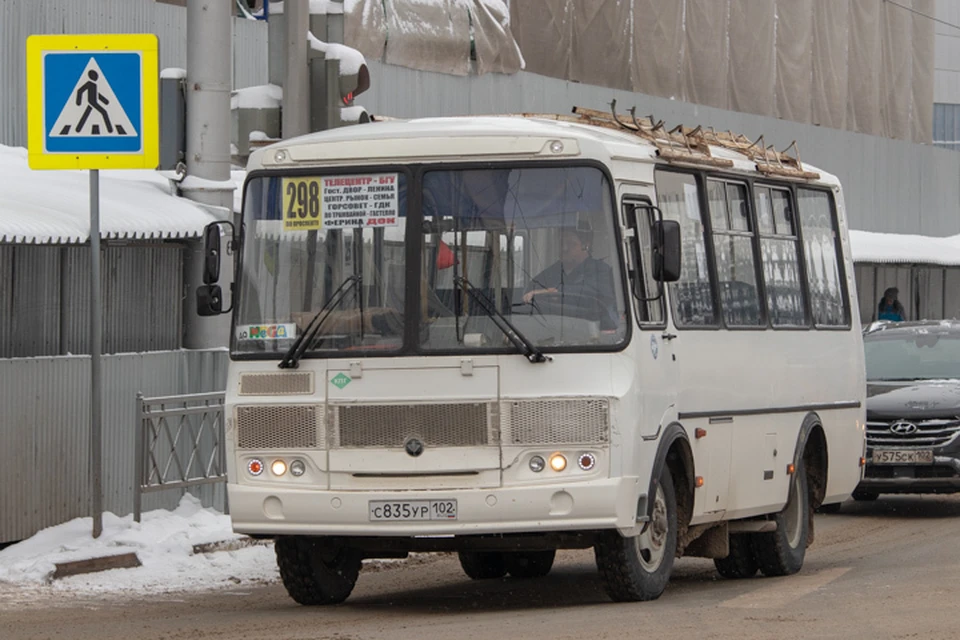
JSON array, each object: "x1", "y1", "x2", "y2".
[
  {"x1": 652, "y1": 220, "x2": 681, "y2": 283},
  {"x1": 196, "y1": 284, "x2": 223, "y2": 316}
]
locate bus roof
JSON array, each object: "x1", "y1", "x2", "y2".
[{"x1": 248, "y1": 111, "x2": 839, "y2": 187}]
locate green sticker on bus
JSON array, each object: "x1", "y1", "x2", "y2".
[{"x1": 331, "y1": 373, "x2": 352, "y2": 389}]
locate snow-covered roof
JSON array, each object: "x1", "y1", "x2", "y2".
[
  {"x1": 0, "y1": 145, "x2": 219, "y2": 245},
  {"x1": 849, "y1": 229, "x2": 960, "y2": 266}
]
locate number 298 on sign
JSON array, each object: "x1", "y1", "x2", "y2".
[{"x1": 282, "y1": 177, "x2": 322, "y2": 231}]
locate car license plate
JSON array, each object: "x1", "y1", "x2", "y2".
[
  {"x1": 369, "y1": 500, "x2": 458, "y2": 521},
  {"x1": 872, "y1": 449, "x2": 934, "y2": 464}
]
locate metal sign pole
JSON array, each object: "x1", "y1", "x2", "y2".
[{"x1": 90, "y1": 169, "x2": 103, "y2": 539}]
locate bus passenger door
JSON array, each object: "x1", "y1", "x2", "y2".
[{"x1": 621, "y1": 191, "x2": 679, "y2": 441}]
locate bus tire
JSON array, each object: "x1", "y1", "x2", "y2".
[
  {"x1": 752, "y1": 459, "x2": 809, "y2": 577},
  {"x1": 275, "y1": 536, "x2": 362, "y2": 605},
  {"x1": 458, "y1": 551, "x2": 508, "y2": 580},
  {"x1": 713, "y1": 533, "x2": 759, "y2": 579},
  {"x1": 816, "y1": 502, "x2": 843, "y2": 514},
  {"x1": 594, "y1": 466, "x2": 677, "y2": 602},
  {"x1": 505, "y1": 550, "x2": 556, "y2": 579}
]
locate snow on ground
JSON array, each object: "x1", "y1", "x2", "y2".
[{"x1": 0, "y1": 495, "x2": 279, "y2": 597}]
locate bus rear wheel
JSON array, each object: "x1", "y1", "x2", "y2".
[
  {"x1": 505, "y1": 550, "x2": 556, "y2": 578},
  {"x1": 594, "y1": 466, "x2": 677, "y2": 602},
  {"x1": 752, "y1": 459, "x2": 809, "y2": 577},
  {"x1": 714, "y1": 533, "x2": 759, "y2": 579},
  {"x1": 458, "y1": 551, "x2": 508, "y2": 580},
  {"x1": 275, "y1": 536, "x2": 362, "y2": 605}
]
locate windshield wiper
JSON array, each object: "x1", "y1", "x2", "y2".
[
  {"x1": 278, "y1": 275, "x2": 361, "y2": 369},
  {"x1": 454, "y1": 276, "x2": 550, "y2": 364}
]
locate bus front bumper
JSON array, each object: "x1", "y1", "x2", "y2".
[{"x1": 228, "y1": 476, "x2": 643, "y2": 537}]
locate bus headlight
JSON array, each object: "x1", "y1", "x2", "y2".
[
  {"x1": 549, "y1": 453, "x2": 567, "y2": 472},
  {"x1": 529, "y1": 455, "x2": 546, "y2": 473},
  {"x1": 290, "y1": 459, "x2": 306, "y2": 477},
  {"x1": 271, "y1": 460, "x2": 287, "y2": 476}
]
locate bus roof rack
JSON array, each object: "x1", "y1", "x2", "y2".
[{"x1": 517, "y1": 103, "x2": 819, "y2": 180}]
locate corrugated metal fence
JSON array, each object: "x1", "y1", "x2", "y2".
[
  {"x1": 0, "y1": 348, "x2": 228, "y2": 544},
  {"x1": 0, "y1": 243, "x2": 185, "y2": 357},
  {"x1": 0, "y1": 0, "x2": 268, "y2": 147}
]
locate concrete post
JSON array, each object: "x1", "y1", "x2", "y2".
[
  {"x1": 183, "y1": 0, "x2": 235, "y2": 349},
  {"x1": 283, "y1": 0, "x2": 310, "y2": 138}
]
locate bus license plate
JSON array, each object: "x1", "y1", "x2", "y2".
[
  {"x1": 872, "y1": 449, "x2": 934, "y2": 464},
  {"x1": 369, "y1": 500, "x2": 458, "y2": 521}
]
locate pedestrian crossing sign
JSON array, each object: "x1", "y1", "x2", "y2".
[{"x1": 26, "y1": 34, "x2": 159, "y2": 170}]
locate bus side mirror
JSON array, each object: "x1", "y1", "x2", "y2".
[
  {"x1": 202, "y1": 223, "x2": 221, "y2": 285},
  {"x1": 652, "y1": 220, "x2": 681, "y2": 283},
  {"x1": 196, "y1": 284, "x2": 223, "y2": 316}
]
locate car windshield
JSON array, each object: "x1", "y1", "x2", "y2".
[
  {"x1": 864, "y1": 329, "x2": 960, "y2": 380},
  {"x1": 233, "y1": 165, "x2": 627, "y2": 359}
]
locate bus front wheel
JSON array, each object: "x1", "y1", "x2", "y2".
[
  {"x1": 275, "y1": 536, "x2": 362, "y2": 605},
  {"x1": 594, "y1": 466, "x2": 678, "y2": 602},
  {"x1": 458, "y1": 551, "x2": 508, "y2": 580}
]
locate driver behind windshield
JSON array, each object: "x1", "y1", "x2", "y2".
[{"x1": 523, "y1": 222, "x2": 619, "y2": 330}]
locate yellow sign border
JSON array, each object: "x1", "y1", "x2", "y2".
[{"x1": 26, "y1": 33, "x2": 160, "y2": 170}]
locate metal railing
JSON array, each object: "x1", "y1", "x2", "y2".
[{"x1": 135, "y1": 392, "x2": 227, "y2": 522}]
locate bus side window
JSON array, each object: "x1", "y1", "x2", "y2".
[
  {"x1": 797, "y1": 189, "x2": 850, "y2": 327},
  {"x1": 707, "y1": 179, "x2": 764, "y2": 327},
  {"x1": 622, "y1": 199, "x2": 665, "y2": 325},
  {"x1": 653, "y1": 171, "x2": 719, "y2": 327},
  {"x1": 756, "y1": 186, "x2": 808, "y2": 327}
]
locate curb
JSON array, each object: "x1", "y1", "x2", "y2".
[{"x1": 51, "y1": 552, "x2": 142, "y2": 580}]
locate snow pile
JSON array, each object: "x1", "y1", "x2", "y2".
[
  {"x1": 849, "y1": 229, "x2": 960, "y2": 266},
  {"x1": 231, "y1": 84, "x2": 283, "y2": 110},
  {"x1": 0, "y1": 145, "x2": 217, "y2": 244},
  {"x1": 0, "y1": 495, "x2": 279, "y2": 595},
  {"x1": 308, "y1": 32, "x2": 367, "y2": 76}
]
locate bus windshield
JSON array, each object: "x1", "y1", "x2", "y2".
[{"x1": 233, "y1": 165, "x2": 627, "y2": 358}]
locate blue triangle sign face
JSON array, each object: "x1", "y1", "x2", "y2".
[{"x1": 43, "y1": 52, "x2": 143, "y2": 154}]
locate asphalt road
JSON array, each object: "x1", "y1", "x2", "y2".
[{"x1": 3, "y1": 495, "x2": 960, "y2": 640}]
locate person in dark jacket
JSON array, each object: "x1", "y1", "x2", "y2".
[
  {"x1": 523, "y1": 225, "x2": 619, "y2": 330},
  {"x1": 877, "y1": 287, "x2": 905, "y2": 322}
]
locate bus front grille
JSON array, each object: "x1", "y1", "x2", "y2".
[
  {"x1": 332, "y1": 403, "x2": 494, "y2": 448},
  {"x1": 236, "y1": 404, "x2": 323, "y2": 449},
  {"x1": 238, "y1": 372, "x2": 313, "y2": 396},
  {"x1": 502, "y1": 398, "x2": 610, "y2": 445}
]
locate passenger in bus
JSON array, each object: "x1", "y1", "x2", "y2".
[
  {"x1": 877, "y1": 287, "x2": 905, "y2": 322},
  {"x1": 522, "y1": 224, "x2": 619, "y2": 330}
]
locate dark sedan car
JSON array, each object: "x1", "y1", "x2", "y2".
[{"x1": 856, "y1": 320, "x2": 960, "y2": 499}]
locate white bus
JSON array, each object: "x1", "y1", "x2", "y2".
[{"x1": 198, "y1": 108, "x2": 866, "y2": 604}]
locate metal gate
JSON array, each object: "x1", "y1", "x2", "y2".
[{"x1": 135, "y1": 392, "x2": 227, "y2": 522}]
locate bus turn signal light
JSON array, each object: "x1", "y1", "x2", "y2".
[
  {"x1": 694, "y1": 476, "x2": 704, "y2": 488},
  {"x1": 787, "y1": 463, "x2": 796, "y2": 475}
]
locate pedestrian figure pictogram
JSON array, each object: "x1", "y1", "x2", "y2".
[
  {"x1": 49, "y1": 58, "x2": 136, "y2": 140},
  {"x1": 73, "y1": 69, "x2": 121, "y2": 135}
]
